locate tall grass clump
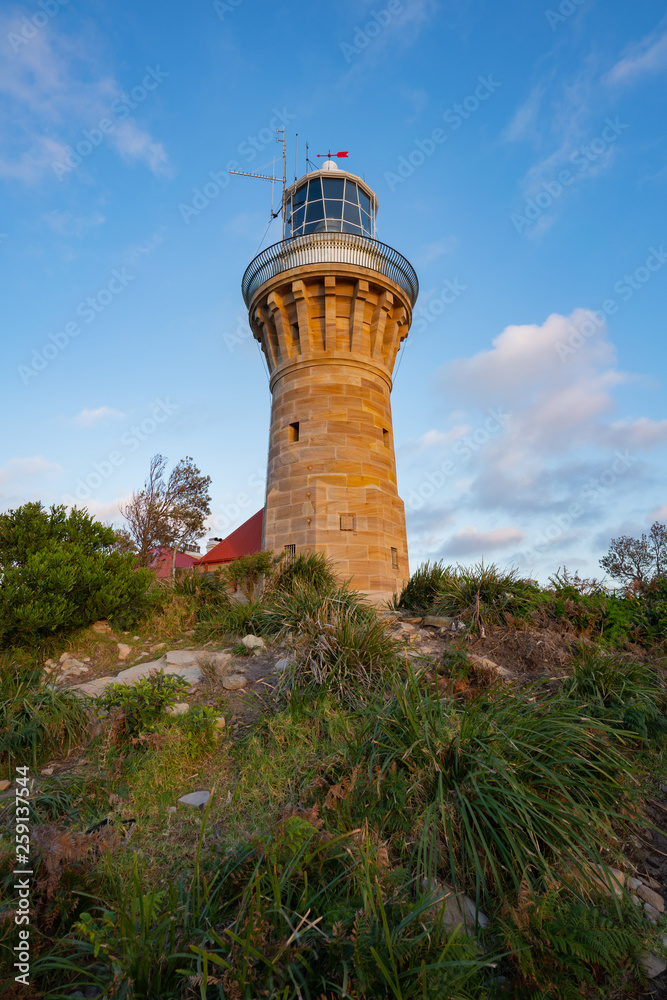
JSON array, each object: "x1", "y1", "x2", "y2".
[
  {"x1": 271, "y1": 550, "x2": 339, "y2": 594},
  {"x1": 397, "y1": 560, "x2": 453, "y2": 612},
  {"x1": 562, "y1": 647, "x2": 667, "y2": 742},
  {"x1": 172, "y1": 569, "x2": 231, "y2": 608},
  {"x1": 0, "y1": 655, "x2": 89, "y2": 770},
  {"x1": 346, "y1": 674, "x2": 639, "y2": 901},
  {"x1": 431, "y1": 562, "x2": 537, "y2": 628}
]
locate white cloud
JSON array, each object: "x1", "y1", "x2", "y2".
[
  {"x1": 44, "y1": 209, "x2": 106, "y2": 237},
  {"x1": 606, "y1": 21, "x2": 667, "y2": 85},
  {"x1": 415, "y1": 236, "x2": 458, "y2": 264},
  {"x1": 0, "y1": 456, "x2": 63, "y2": 486},
  {"x1": 71, "y1": 406, "x2": 125, "y2": 427},
  {"x1": 0, "y1": 15, "x2": 170, "y2": 183}
]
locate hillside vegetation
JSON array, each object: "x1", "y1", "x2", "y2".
[{"x1": 1, "y1": 551, "x2": 667, "y2": 998}]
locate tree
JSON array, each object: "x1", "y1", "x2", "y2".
[
  {"x1": 599, "y1": 521, "x2": 667, "y2": 589},
  {"x1": 0, "y1": 503, "x2": 153, "y2": 645},
  {"x1": 120, "y1": 454, "x2": 212, "y2": 577}
]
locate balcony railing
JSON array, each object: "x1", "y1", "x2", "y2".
[{"x1": 242, "y1": 232, "x2": 419, "y2": 308}]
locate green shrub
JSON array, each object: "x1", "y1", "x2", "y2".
[
  {"x1": 174, "y1": 704, "x2": 218, "y2": 755},
  {"x1": 197, "y1": 598, "x2": 263, "y2": 640},
  {"x1": 562, "y1": 648, "x2": 667, "y2": 742},
  {"x1": 0, "y1": 656, "x2": 89, "y2": 770},
  {"x1": 431, "y1": 562, "x2": 537, "y2": 629},
  {"x1": 222, "y1": 550, "x2": 278, "y2": 600},
  {"x1": 255, "y1": 580, "x2": 366, "y2": 638},
  {"x1": 0, "y1": 503, "x2": 153, "y2": 646},
  {"x1": 97, "y1": 671, "x2": 190, "y2": 736}
]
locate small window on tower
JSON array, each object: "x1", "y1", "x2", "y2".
[
  {"x1": 382, "y1": 428, "x2": 390, "y2": 447},
  {"x1": 340, "y1": 514, "x2": 356, "y2": 532},
  {"x1": 284, "y1": 544, "x2": 296, "y2": 559},
  {"x1": 391, "y1": 547, "x2": 398, "y2": 570},
  {"x1": 289, "y1": 422, "x2": 299, "y2": 443}
]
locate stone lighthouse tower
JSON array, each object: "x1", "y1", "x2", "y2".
[{"x1": 242, "y1": 159, "x2": 418, "y2": 603}]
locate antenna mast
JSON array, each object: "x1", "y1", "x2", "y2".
[{"x1": 229, "y1": 129, "x2": 288, "y2": 239}]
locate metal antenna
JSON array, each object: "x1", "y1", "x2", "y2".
[
  {"x1": 230, "y1": 129, "x2": 288, "y2": 237},
  {"x1": 294, "y1": 133, "x2": 298, "y2": 182}
]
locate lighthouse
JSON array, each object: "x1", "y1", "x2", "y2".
[{"x1": 241, "y1": 158, "x2": 418, "y2": 603}]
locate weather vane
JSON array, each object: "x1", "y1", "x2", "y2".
[{"x1": 317, "y1": 150, "x2": 349, "y2": 160}]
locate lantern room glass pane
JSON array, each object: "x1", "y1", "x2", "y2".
[
  {"x1": 293, "y1": 185, "x2": 307, "y2": 207},
  {"x1": 359, "y1": 190, "x2": 371, "y2": 214},
  {"x1": 344, "y1": 183, "x2": 359, "y2": 205},
  {"x1": 322, "y1": 177, "x2": 345, "y2": 198},
  {"x1": 308, "y1": 178, "x2": 322, "y2": 200},
  {"x1": 305, "y1": 200, "x2": 325, "y2": 223},
  {"x1": 343, "y1": 201, "x2": 360, "y2": 225},
  {"x1": 324, "y1": 199, "x2": 343, "y2": 217}
]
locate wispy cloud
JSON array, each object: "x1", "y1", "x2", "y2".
[
  {"x1": 71, "y1": 406, "x2": 125, "y2": 427},
  {"x1": 443, "y1": 525, "x2": 525, "y2": 557},
  {"x1": 44, "y1": 209, "x2": 106, "y2": 237},
  {"x1": 0, "y1": 14, "x2": 170, "y2": 183},
  {"x1": 605, "y1": 19, "x2": 667, "y2": 85},
  {"x1": 415, "y1": 235, "x2": 458, "y2": 265}
]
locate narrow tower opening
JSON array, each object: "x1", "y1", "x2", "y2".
[{"x1": 288, "y1": 421, "x2": 300, "y2": 443}]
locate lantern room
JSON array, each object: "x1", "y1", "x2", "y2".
[{"x1": 283, "y1": 160, "x2": 378, "y2": 239}]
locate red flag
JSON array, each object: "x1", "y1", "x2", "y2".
[{"x1": 337, "y1": 151, "x2": 348, "y2": 157}]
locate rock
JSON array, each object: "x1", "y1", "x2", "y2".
[
  {"x1": 56, "y1": 659, "x2": 90, "y2": 682},
  {"x1": 274, "y1": 657, "x2": 292, "y2": 672},
  {"x1": 132, "y1": 636, "x2": 141, "y2": 641},
  {"x1": 92, "y1": 621, "x2": 112, "y2": 634},
  {"x1": 627, "y1": 876, "x2": 643, "y2": 891},
  {"x1": 166, "y1": 703, "x2": 190, "y2": 716},
  {"x1": 44, "y1": 658, "x2": 56, "y2": 668},
  {"x1": 117, "y1": 643, "x2": 132, "y2": 661},
  {"x1": 150, "y1": 642, "x2": 166, "y2": 653},
  {"x1": 222, "y1": 674, "x2": 248, "y2": 690},
  {"x1": 643, "y1": 874, "x2": 662, "y2": 890},
  {"x1": 71, "y1": 660, "x2": 202, "y2": 698},
  {"x1": 242, "y1": 634, "x2": 264, "y2": 650},
  {"x1": 214, "y1": 716, "x2": 226, "y2": 733},
  {"x1": 637, "y1": 885, "x2": 664, "y2": 912},
  {"x1": 421, "y1": 879, "x2": 488, "y2": 935},
  {"x1": 59, "y1": 651, "x2": 71, "y2": 663},
  {"x1": 586, "y1": 865, "x2": 625, "y2": 899},
  {"x1": 632, "y1": 894, "x2": 642, "y2": 906},
  {"x1": 40, "y1": 768, "x2": 54, "y2": 776},
  {"x1": 401, "y1": 617, "x2": 423, "y2": 625},
  {"x1": 644, "y1": 902, "x2": 661, "y2": 923},
  {"x1": 167, "y1": 805, "x2": 176, "y2": 815},
  {"x1": 423, "y1": 615, "x2": 454, "y2": 627},
  {"x1": 468, "y1": 653, "x2": 514, "y2": 683},
  {"x1": 177, "y1": 790, "x2": 211, "y2": 809},
  {"x1": 640, "y1": 953, "x2": 667, "y2": 979},
  {"x1": 164, "y1": 649, "x2": 202, "y2": 667},
  {"x1": 0, "y1": 780, "x2": 10, "y2": 792},
  {"x1": 209, "y1": 652, "x2": 234, "y2": 676}
]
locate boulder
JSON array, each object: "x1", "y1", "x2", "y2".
[
  {"x1": 117, "y1": 643, "x2": 132, "y2": 661},
  {"x1": 468, "y1": 653, "x2": 514, "y2": 682},
  {"x1": 423, "y1": 615, "x2": 454, "y2": 627},
  {"x1": 222, "y1": 674, "x2": 248, "y2": 690},
  {"x1": 92, "y1": 621, "x2": 112, "y2": 634},
  {"x1": 242, "y1": 634, "x2": 265, "y2": 650},
  {"x1": 644, "y1": 902, "x2": 661, "y2": 923}
]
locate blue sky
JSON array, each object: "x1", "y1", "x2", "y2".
[{"x1": 1, "y1": 0, "x2": 666, "y2": 582}]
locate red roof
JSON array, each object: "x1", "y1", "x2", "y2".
[
  {"x1": 150, "y1": 548, "x2": 200, "y2": 579},
  {"x1": 196, "y1": 508, "x2": 264, "y2": 566}
]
